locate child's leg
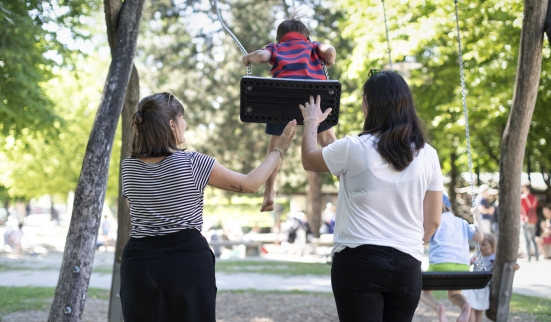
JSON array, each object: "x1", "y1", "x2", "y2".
[
  {"x1": 420, "y1": 291, "x2": 448, "y2": 322},
  {"x1": 448, "y1": 290, "x2": 471, "y2": 322},
  {"x1": 260, "y1": 135, "x2": 281, "y2": 212},
  {"x1": 317, "y1": 127, "x2": 336, "y2": 148},
  {"x1": 468, "y1": 309, "x2": 483, "y2": 322}
]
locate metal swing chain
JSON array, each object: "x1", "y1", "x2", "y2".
[
  {"x1": 212, "y1": 0, "x2": 252, "y2": 76},
  {"x1": 381, "y1": 0, "x2": 393, "y2": 70},
  {"x1": 453, "y1": 0, "x2": 485, "y2": 272}
]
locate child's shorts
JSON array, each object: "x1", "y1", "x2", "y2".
[
  {"x1": 266, "y1": 123, "x2": 333, "y2": 136},
  {"x1": 543, "y1": 236, "x2": 551, "y2": 244},
  {"x1": 427, "y1": 262, "x2": 470, "y2": 272}
]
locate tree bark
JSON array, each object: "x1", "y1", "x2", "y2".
[
  {"x1": 306, "y1": 171, "x2": 323, "y2": 238},
  {"x1": 449, "y1": 152, "x2": 458, "y2": 211},
  {"x1": 47, "y1": 1, "x2": 145, "y2": 321},
  {"x1": 545, "y1": 0, "x2": 551, "y2": 43},
  {"x1": 107, "y1": 65, "x2": 138, "y2": 322},
  {"x1": 487, "y1": 0, "x2": 547, "y2": 320},
  {"x1": 103, "y1": 0, "x2": 140, "y2": 320}
]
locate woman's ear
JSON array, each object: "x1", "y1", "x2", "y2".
[{"x1": 169, "y1": 119, "x2": 175, "y2": 131}]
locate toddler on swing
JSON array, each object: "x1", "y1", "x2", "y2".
[
  {"x1": 420, "y1": 194, "x2": 484, "y2": 322},
  {"x1": 242, "y1": 13, "x2": 337, "y2": 212}
]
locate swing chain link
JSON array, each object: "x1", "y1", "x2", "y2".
[
  {"x1": 381, "y1": 0, "x2": 393, "y2": 70},
  {"x1": 454, "y1": 0, "x2": 485, "y2": 272},
  {"x1": 212, "y1": 0, "x2": 252, "y2": 76}
]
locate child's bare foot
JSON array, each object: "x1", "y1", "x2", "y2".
[
  {"x1": 260, "y1": 191, "x2": 275, "y2": 212},
  {"x1": 437, "y1": 304, "x2": 449, "y2": 322},
  {"x1": 457, "y1": 303, "x2": 471, "y2": 322}
]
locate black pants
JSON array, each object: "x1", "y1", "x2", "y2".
[
  {"x1": 331, "y1": 244, "x2": 422, "y2": 322},
  {"x1": 120, "y1": 229, "x2": 216, "y2": 322}
]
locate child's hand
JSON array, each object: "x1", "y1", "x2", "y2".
[
  {"x1": 242, "y1": 54, "x2": 250, "y2": 66},
  {"x1": 513, "y1": 263, "x2": 520, "y2": 271},
  {"x1": 322, "y1": 59, "x2": 335, "y2": 68}
]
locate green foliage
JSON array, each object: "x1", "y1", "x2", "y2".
[
  {"x1": 2, "y1": 53, "x2": 110, "y2": 201},
  {"x1": 335, "y1": 0, "x2": 551, "y2": 189},
  {"x1": 0, "y1": 0, "x2": 100, "y2": 138}
]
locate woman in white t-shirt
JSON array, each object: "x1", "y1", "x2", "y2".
[{"x1": 298, "y1": 70, "x2": 443, "y2": 322}]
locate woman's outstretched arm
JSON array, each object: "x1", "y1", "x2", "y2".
[
  {"x1": 207, "y1": 120, "x2": 296, "y2": 193},
  {"x1": 299, "y1": 95, "x2": 332, "y2": 173}
]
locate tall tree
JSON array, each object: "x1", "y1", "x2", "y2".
[
  {"x1": 47, "y1": 0, "x2": 145, "y2": 320},
  {"x1": 490, "y1": 1, "x2": 548, "y2": 320},
  {"x1": 103, "y1": 0, "x2": 141, "y2": 320}
]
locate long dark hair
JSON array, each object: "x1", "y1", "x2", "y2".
[
  {"x1": 359, "y1": 71, "x2": 426, "y2": 171},
  {"x1": 131, "y1": 92, "x2": 185, "y2": 158}
]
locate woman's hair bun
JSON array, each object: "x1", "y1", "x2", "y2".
[{"x1": 133, "y1": 111, "x2": 143, "y2": 124}]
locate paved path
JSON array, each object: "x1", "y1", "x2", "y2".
[{"x1": 0, "y1": 250, "x2": 549, "y2": 298}]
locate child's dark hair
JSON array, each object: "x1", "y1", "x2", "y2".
[
  {"x1": 276, "y1": 12, "x2": 310, "y2": 42},
  {"x1": 131, "y1": 92, "x2": 185, "y2": 158}
]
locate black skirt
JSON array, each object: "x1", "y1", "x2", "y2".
[{"x1": 120, "y1": 229, "x2": 216, "y2": 322}]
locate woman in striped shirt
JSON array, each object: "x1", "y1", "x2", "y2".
[{"x1": 120, "y1": 92, "x2": 296, "y2": 321}]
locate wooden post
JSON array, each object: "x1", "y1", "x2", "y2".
[
  {"x1": 47, "y1": 1, "x2": 145, "y2": 321},
  {"x1": 488, "y1": 0, "x2": 548, "y2": 320}
]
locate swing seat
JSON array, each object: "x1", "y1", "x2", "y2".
[
  {"x1": 422, "y1": 271, "x2": 493, "y2": 290},
  {"x1": 239, "y1": 76, "x2": 341, "y2": 126}
]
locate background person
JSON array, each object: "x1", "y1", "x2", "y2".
[
  {"x1": 120, "y1": 92, "x2": 296, "y2": 321},
  {"x1": 420, "y1": 199, "x2": 484, "y2": 322},
  {"x1": 298, "y1": 70, "x2": 443, "y2": 321},
  {"x1": 520, "y1": 184, "x2": 539, "y2": 261}
]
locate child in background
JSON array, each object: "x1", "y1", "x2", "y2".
[
  {"x1": 242, "y1": 13, "x2": 337, "y2": 212},
  {"x1": 463, "y1": 234, "x2": 520, "y2": 322},
  {"x1": 420, "y1": 194, "x2": 485, "y2": 322}
]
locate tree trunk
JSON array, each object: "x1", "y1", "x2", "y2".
[
  {"x1": 103, "y1": 1, "x2": 140, "y2": 320},
  {"x1": 488, "y1": 1, "x2": 547, "y2": 320},
  {"x1": 306, "y1": 171, "x2": 323, "y2": 238},
  {"x1": 545, "y1": 0, "x2": 551, "y2": 42},
  {"x1": 107, "y1": 65, "x2": 138, "y2": 322},
  {"x1": 47, "y1": 1, "x2": 145, "y2": 321},
  {"x1": 449, "y1": 152, "x2": 458, "y2": 211}
]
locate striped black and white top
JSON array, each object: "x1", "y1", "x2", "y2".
[{"x1": 121, "y1": 151, "x2": 215, "y2": 238}]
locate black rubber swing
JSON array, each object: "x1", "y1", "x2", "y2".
[
  {"x1": 239, "y1": 76, "x2": 341, "y2": 126},
  {"x1": 421, "y1": 271, "x2": 492, "y2": 290}
]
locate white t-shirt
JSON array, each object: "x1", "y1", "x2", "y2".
[
  {"x1": 428, "y1": 211, "x2": 476, "y2": 265},
  {"x1": 322, "y1": 134, "x2": 443, "y2": 261}
]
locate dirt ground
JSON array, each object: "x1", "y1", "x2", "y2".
[{"x1": 1, "y1": 292, "x2": 537, "y2": 322}]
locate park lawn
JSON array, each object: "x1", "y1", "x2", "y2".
[
  {"x1": 432, "y1": 291, "x2": 551, "y2": 321},
  {"x1": 0, "y1": 287, "x2": 109, "y2": 315},
  {"x1": 215, "y1": 259, "x2": 332, "y2": 276}
]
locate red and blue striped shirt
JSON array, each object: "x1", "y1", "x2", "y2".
[{"x1": 264, "y1": 32, "x2": 327, "y2": 80}]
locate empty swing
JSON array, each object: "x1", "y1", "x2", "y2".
[
  {"x1": 212, "y1": 0, "x2": 341, "y2": 126},
  {"x1": 378, "y1": 0, "x2": 493, "y2": 290}
]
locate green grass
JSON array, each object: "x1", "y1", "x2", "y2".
[
  {"x1": 0, "y1": 287, "x2": 110, "y2": 315},
  {"x1": 430, "y1": 291, "x2": 551, "y2": 321},
  {"x1": 510, "y1": 293, "x2": 551, "y2": 321},
  {"x1": 215, "y1": 260, "x2": 331, "y2": 276}
]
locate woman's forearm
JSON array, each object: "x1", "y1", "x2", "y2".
[{"x1": 301, "y1": 120, "x2": 319, "y2": 170}]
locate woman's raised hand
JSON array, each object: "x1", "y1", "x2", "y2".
[
  {"x1": 298, "y1": 95, "x2": 332, "y2": 124},
  {"x1": 274, "y1": 120, "x2": 297, "y2": 154}
]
